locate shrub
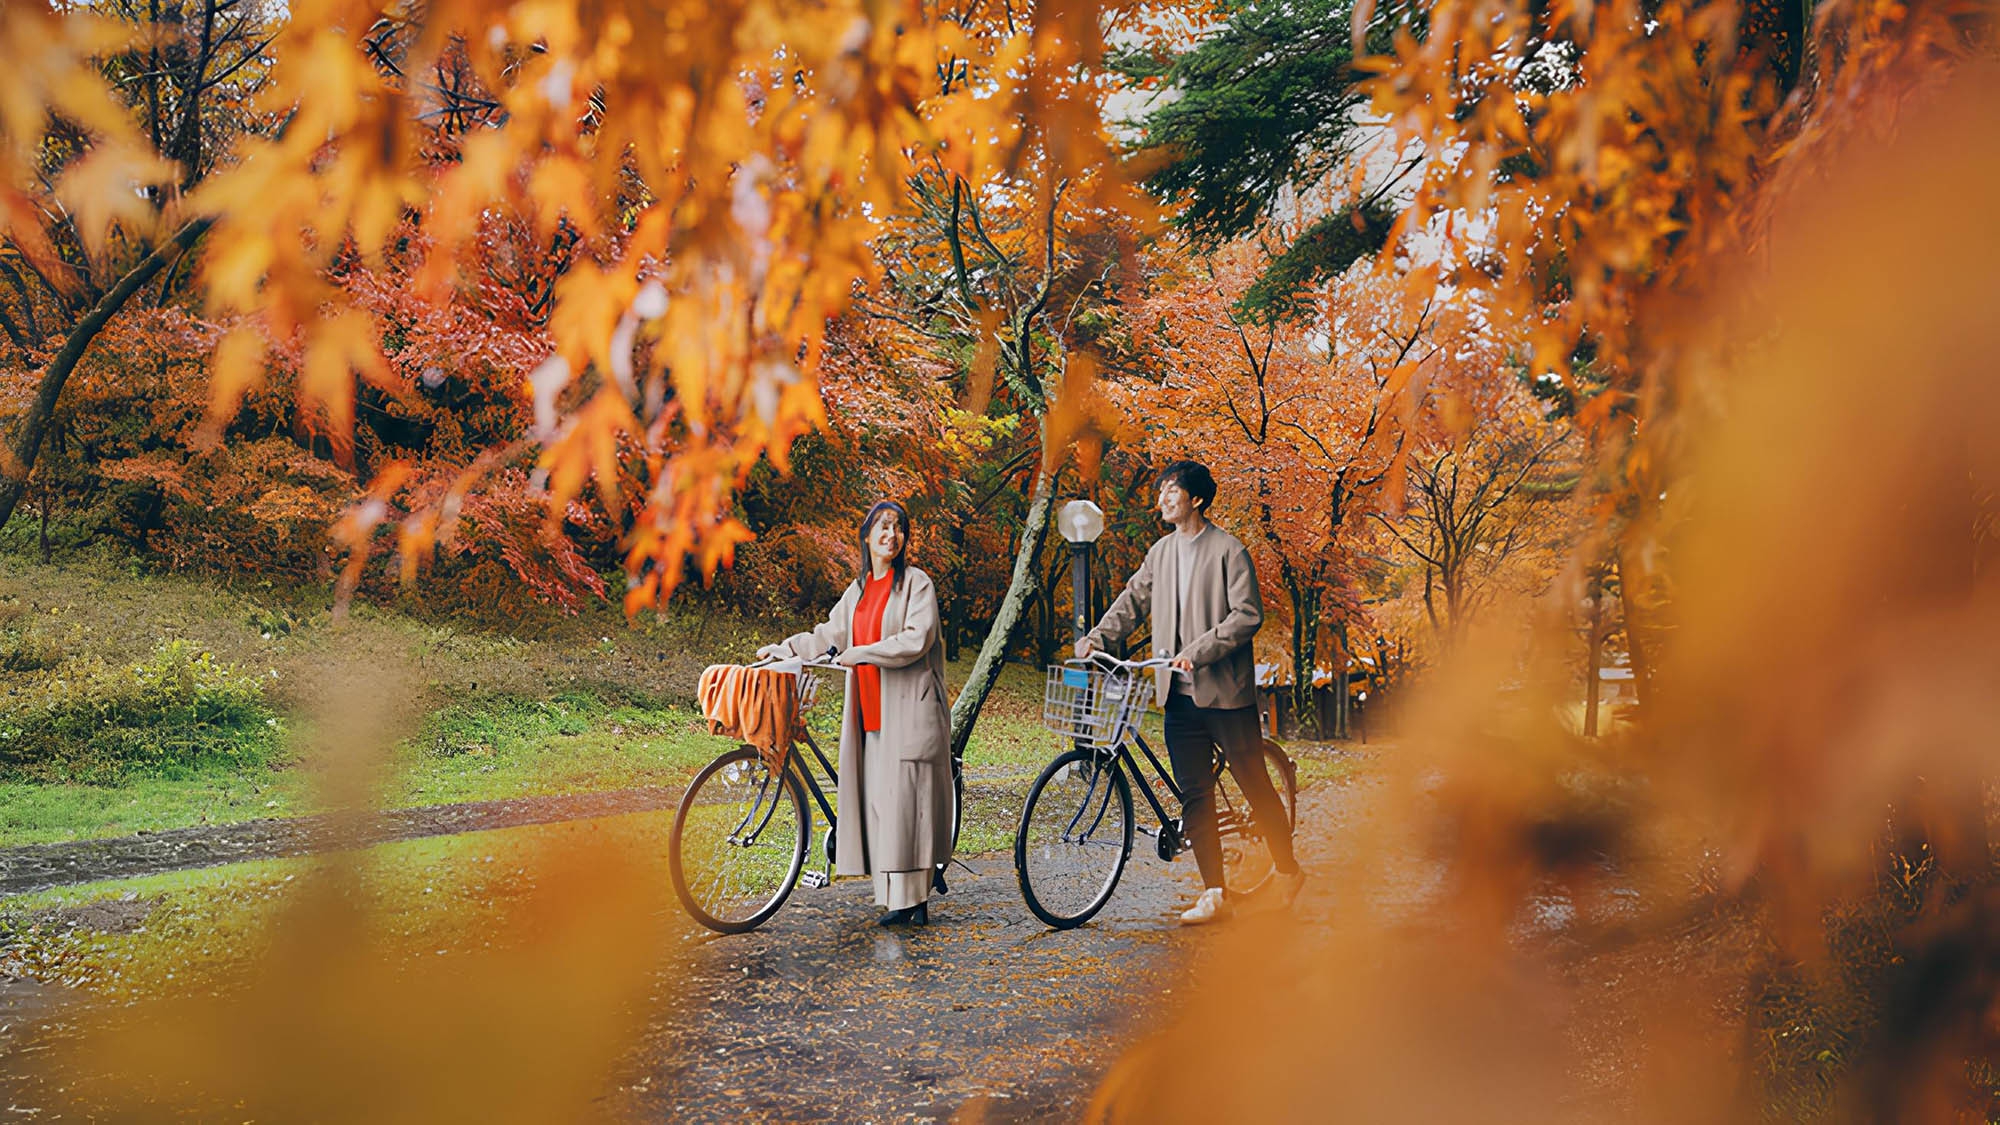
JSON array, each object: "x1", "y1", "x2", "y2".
[{"x1": 0, "y1": 640, "x2": 281, "y2": 784}]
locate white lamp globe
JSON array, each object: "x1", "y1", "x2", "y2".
[{"x1": 1056, "y1": 499, "x2": 1105, "y2": 544}]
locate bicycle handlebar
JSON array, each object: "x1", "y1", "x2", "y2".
[
  {"x1": 747, "y1": 654, "x2": 850, "y2": 673},
  {"x1": 1067, "y1": 651, "x2": 1174, "y2": 672}
]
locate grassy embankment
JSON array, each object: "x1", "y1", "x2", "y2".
[{"x1": 0, "y1": 548, "x2": 1079, "y2": 851}]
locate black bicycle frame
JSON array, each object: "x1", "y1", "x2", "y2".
[
  {"x1": 789, "y1": 728, "x2": 841, "y2": 828},
  {"x1": 1114, "y1": 731, "x2": 1184, "y2": 827},
  {"x1": 786, "y1": 723, "x2": 965, "y2": 871}
]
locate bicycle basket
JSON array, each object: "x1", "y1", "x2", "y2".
[
  {"x1": 1042, "y1": 663, "x2": 1147, "y2": 747},
  {"x1": 796, "y1": 666, "x2": 828, "y2": 714}
]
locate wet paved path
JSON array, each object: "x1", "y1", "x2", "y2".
[
  {"x1": 3, "y1": 771, "x2": 1366, "y2": 1122},
  {"x1": 0, "y1": 789, "x2": 683, "y2": 897},
  {"x1": 605, "y1": 846, "x2": 1206, "y2": 1122},
  {"x1": 0, "y1": 776, "x2": 1033, "y2": 897},
  {"x1": 605, "y1": 780, "x2": 1362, "y2": 1123}
]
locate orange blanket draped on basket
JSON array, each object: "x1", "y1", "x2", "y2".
[{"x1": 697, "y1": 664, "x2": 804, "y2": 772}]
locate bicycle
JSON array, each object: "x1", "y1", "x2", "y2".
[
  {"x1": 668, "y1": 656, "x2": 965, "y2": 935},
  {"x1": 1014, "y1": 652, "x2": 1298, "y2": 930}
]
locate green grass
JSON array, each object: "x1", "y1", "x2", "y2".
[
  {"x1": 0, "y1": 773, "x2": 317, "y2": 844},
  {"x1": 0, "y1": 693, "x2": 730, "y2": 847},
  {"x1": 956, "y1": 657, "x2": 1071, "y2": 774},
  {"x1": 384, "y1": 693, "x2": 722, "y2": 807},
  {"x1": 0, "y1": 813, "x2": 685, "y2": 999},
  {"x1": 1291, "y1": 745, "x2": 1364, "y2": 788}
]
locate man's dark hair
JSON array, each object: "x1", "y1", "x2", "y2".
[{"x1": 1157, "y1": 460, "x2": 1217, "y2": 513}]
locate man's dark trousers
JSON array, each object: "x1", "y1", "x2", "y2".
[{"x1": 1162, "y1": 695, "x2": 1298, "y2": 889}]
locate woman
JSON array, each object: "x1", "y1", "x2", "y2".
[{"x1": 756, "y1": 501, "x2": 954, "y2": 926}]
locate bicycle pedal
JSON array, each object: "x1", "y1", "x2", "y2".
[{"x1": 800, "y1": 870, "x2": 829, "y2": 889}]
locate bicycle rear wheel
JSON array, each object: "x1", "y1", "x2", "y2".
[
  {"x1": 670, "y1": 746, "x2": 810, "y2": 934},
  {"x1": 1016, "y1": 748, "x2": 1134, "y2": 929},
  {"x1": 949, "y1": 750, "x2": 966, "y2": 855},
  {"x1": 1216, "y1": 739, "x2": 1299, "y2": 895}
]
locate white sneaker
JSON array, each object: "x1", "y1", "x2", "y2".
[
  {"x1": 1178, "y1": 886, "x2": 1230, "y2": 926},
  {"x1": 1271, "y1": 869, "x2": 1306, "y2": 909}
]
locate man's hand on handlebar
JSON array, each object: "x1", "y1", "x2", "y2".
[
  {"x1": 1073, "y1": 636, "x2": 1097, "y2": 660},
  {"x1": 754, "y1": 643, "x2": 789, "y2": 662}
]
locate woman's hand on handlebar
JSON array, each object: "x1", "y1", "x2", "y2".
[
  {"x1": 1073, "y1": 636, "x2": 1097, "y2": 660},
  {"x1": 754, "y1": 642, "x2": 790, "y2": 662}
]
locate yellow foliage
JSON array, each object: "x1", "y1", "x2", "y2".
[{"x1": 1, "y1": 0, "x2": 1137, "y2": 612}]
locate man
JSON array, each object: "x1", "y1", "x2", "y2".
[{"x1": 1076, "y1": 460, "x2": 1304, "y2": 925}]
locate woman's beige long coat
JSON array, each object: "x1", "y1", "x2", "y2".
[{"x1": 779, "y1": 566, "x2": 952, "y2": 877}]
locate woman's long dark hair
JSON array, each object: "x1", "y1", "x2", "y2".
[{"x1": 857, "y1": 500, "x2": 912, "y2": 589}]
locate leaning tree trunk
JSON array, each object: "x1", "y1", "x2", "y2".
[
  {"x1": 949, "y1": 467, "x2": 1056, "y2": 760},
  {"x1": 0, "y1": 217, "x2": 211, "y2": 529}
]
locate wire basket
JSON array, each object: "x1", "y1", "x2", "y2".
[
  {"x1": 795, "y1": 665, "x2": 831, "y2": 714},
  {"x1": 1042, "y1": 662, "x2": 1148, "y2": 748},
  {"x1": 719, "y1": 661, "x2": 834, "y2": 731}
]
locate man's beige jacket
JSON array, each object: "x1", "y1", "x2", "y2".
[{"x1": 1086, "y1": 524, "x2": 1262, "y2": 709}]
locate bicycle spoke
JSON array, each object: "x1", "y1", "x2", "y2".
[
  {"x1": 1019, "y1": 752, "x2": 1130, "y2": 925},
  {"x1": 673, "y1": 751, "x2": 805, "y2": 930}
]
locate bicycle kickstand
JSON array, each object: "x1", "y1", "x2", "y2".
[{"x1": 800, "y1": 827, "x2": 834, "y2": 889}]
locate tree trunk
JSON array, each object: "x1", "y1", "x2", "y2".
[
  {"x1": 1422, "y1": 563, "x2": 1441, "y2": 636},
  {"x1": 168, "y1": 0, "x2": 217, "y2": 190},
  {"x1": 0, "y1": 217, "x2": 212, "y2": 529},
  {"x1": 37, "y1": 480, "x2": 51, "y2": 563},
  {"x1": 949, "y1": 467, "x2": 1056, "y2": 760},
  {"x1": 945, "y1": 520, "x2": 967, "y2": 661},
  {"x1": 1613, "y1": 548, "x2": 1654, "y2": 711},
  {"x1": 1288, "y1": 583, "x2": 1319, "y2": 737},
  {"x1": 1330, "y1": 620, "x2": 1351, "y2": 740},
  {"x1": 1583, "y1": 592, "x2": 1604, "y2": 738}
]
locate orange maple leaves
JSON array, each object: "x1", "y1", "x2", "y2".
[{"x1": 0, "y1": 0, "x2": 1144, "y2": 612}]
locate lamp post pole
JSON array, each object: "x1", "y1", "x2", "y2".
[
  {"x1": 1056, "y1": 500, "x2": 1106, "y2": 644},
  {"x1": 1069, "y1": 542, "x2": 1091, "y2": 641}
]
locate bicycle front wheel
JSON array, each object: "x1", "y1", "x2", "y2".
[
  {"x1": 669, "y1": 746, "x2": 809, "y2": 934},
  {"x1": 1216, "y1": 739, "x2": 1299, "y2": 895},
  {"x1": 1016, "y1": 748, "x2": 1133, "y2": 929}
]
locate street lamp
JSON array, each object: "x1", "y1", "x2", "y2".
[
  {"x1": 1356, "y1": 690, "x2": 1369, "y2": 745},
  {"x1": 1056, "y1": 499, "x2": 1105, "y2": 641}
]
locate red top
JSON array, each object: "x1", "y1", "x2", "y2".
[{"x1": 852, "y1": 571, "x2": 894, "y2": 732}]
